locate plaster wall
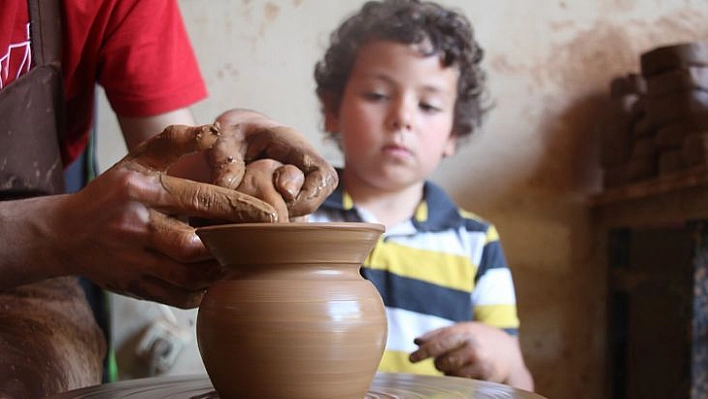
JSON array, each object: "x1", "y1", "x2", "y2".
[{"x1": 95, "y1": 1, "x2": 708, "y2": 398}]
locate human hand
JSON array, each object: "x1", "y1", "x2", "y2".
[
  {"x1": 235, "y1": 159, "x2": 305, "y2": 222},
  {"x1": 409, "y1": 322, "x2": 521, "y2": 384},
  {"x1": 49, "y1": 124, "x2": 281, "y2": 308},
  {"x1": 210, "y1": 109, "x2": 338, "y2": 218}
]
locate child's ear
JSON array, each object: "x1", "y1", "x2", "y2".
[
  {"x1": 320, "y1": 93, "x2": 340, "y2": 133},
  {"x1": 443, "y1": 134, "x2": 457, "y2": 157},
  {"x1": 324, "y1": 111, "x2": 340, "y2": 133}
]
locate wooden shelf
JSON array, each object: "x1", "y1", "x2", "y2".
[{"x1": 589, "y1": 165, "x2": 708, "y2": 207}]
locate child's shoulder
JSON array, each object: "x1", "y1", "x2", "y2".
[
  {"x1": 424, "y1": 181, "x2": 495, "y2": 232},
  {"x1": 457, "y1": 208, "x2": 496, "y2": 233}
]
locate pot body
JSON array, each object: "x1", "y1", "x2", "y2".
[
  {"x1": 195, "y1": 223, "x2": 387, "y2": 399},
  {"x1": 197, "y1": 264, "x2": 387, "y2": 399}
]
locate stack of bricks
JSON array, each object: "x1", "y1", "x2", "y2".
[{"x1": 600, "y1": 41, "x2": 708, "y2": 189}]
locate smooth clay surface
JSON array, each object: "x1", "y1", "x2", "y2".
[{"x1": 195, "y1": 222, "x2": 387, "y2": 399}]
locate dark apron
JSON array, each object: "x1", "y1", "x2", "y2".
[
  {"x1": 0, "y1": 0, "x2": 66, "y2": 198},
  {"x1": 0, "y1": 1, "x2": 105, "y2": 397}
]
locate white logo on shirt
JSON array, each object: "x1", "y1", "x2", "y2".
[{"x1": 0, "y1": 23, "x2": 32, "y2": 90}]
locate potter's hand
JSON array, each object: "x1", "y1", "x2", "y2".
[
  {"x1": 409, "y1": 322, "x2": 534, "y2": 390},
  {"x1": 236, "y1": 159, "x2": 305, "y2": 222},
  {"x1": 7, "y1": 124, "x2": 279, "y2": 309},
  {"x1": 210, "y1": 109, "x2": 338, "y2": 217}
]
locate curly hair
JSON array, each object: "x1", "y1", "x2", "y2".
[{"x1": 314, "y1": 0, "x2": 488, "y2": 141}]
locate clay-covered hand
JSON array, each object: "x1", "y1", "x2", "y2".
[
  {"x1": 46, "y1": 124, "x2": 280, "y2": 308},
  {"x1": 409, "y1": 322, "x2": 533, "y2": 390},
  {"x1": 236, "y1": 159, "x2": 305, "y2": 222},
  {"x1": 210, "y1": 109, "x2": 338, "y2": 217}
]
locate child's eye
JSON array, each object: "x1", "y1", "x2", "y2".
[
  {"x1": 363, "y1": 92, "x2": 388, "y2": 101},
  {"x1": 420, "y1": 102, "x2": 441, "y2": 113}
]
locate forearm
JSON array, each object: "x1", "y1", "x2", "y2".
[{"x1": 0, "y1": 196, "x2": 70, "y2": 290}]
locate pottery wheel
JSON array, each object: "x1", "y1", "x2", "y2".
[{"x1": 47, "y1": 373, "x2": 545, "y2": 399}]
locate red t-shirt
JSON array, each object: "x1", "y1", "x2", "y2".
[{"x1": 0, "y1": 0, "x2": 208, "y2": 165}]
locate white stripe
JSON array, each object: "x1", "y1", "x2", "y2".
[
  {"x1": 311, "y1": 211, "x2": 489, "y2": 265},
  {"x1": 471, "y1": 268, "x2": 517, "y2": 306},
  {"x1": 384, "y1": 307, "x2": 454, "y2": 353},
  {"x1": 465, "y1": 229, "x2": 487, "y2": 266}
]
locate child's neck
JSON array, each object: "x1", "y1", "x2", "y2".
[{"x1": 344, "y1": 180, "x2": 424, "y2": 229}]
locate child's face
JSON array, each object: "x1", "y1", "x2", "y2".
[{"x1": 327, "y1": 40, "x2": 459, "y2": 192}]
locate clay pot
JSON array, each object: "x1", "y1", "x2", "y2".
[{"x1": 195, "y1": 222, "x2": 387, "y2": 399}]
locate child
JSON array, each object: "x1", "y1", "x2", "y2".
[{"x1": 309, "y1": 0, "x2": 534, "y2": 390}]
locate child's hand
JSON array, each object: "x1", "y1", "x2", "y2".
[{"x1": 409, "y1": 322, "x2": 517, "y2": 384}]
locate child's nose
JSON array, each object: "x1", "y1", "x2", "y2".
[{"x1": 387, "y1": 99, "x2": 413, "y2": 131}]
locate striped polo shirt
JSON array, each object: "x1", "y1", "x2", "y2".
[{"x1": 309, "y1": 179, "x2": 520, "y2": 376}]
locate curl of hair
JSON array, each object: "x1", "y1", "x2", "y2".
[{"x1": 314, "y1": 0, "x2": 489, "y2": 141}]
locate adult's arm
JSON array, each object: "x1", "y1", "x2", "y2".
[{"x1": 0, "y1": 123, "x2": 276, "y2": 308}]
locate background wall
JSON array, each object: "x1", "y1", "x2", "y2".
[{"x1": 96, "y1": 1, "x2": 708, "y2": 398}]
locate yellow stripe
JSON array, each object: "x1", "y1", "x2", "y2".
[
  {"x1": 474, "y1": 304, "x2": 519, "y2": 328},
  {"x1": 366, "y1": 240, "x2": 475, "y2": 292},
  {"x1": 486, "y1": 224, "x2": 499, "y2": 243},
  {"x1": 414, "y1": 201, "x2": 428, "y2": 222},
  {"x1": 343, "y1": 192, "x2": 354, "y2": 210},
  {"x1": 458, "y1": 208, "x2": 484, "y2": 222},
  {"x1": 457, "y1": 210, "x2": 500, "y2": 244},
  {"x1": 378, "y1": 350, "x2": 441, "y2": 375}
]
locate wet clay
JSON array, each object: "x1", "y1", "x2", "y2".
[
  {"x1": 117, "y1": 123, "x2": 279, "y2": 223},
  {"x1": 212, "y1": 109, "x2": 339, "y2": 218},
  {"x1": 123, "y1": 121, "x2": 336, "y2": 223},
  {"x1": 195, "y1": 222, "x2": 387, "y2": 399},
  {"x1": 235, "y1": 159, "x2": 300, "y2": 222}
]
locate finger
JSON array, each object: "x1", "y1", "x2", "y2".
[
  {"x1": 209, "y1": 124, "x2": 246, "y2": 189},
  {"x1": 414, "y1": 327, "x2": 445, "y2": 345},
  {"x1": 125, "y1": 124, "x2": 222, "y2": 172},
  {"x1": 434, "y1": 351, "x2": 468, "y2": 374},
  {"x1": 274, "y1": 164, "x2": 305, "y2": 202},
  {"x1": 442, "y1": 358, "x2": 496, "y2": 381},
  {"x1": 288, "y1": 163, "x2": 338, "y2": 217},
  {"x1": 236, "y1": 160, "x2": 290, "y2": 222},
  {"x1": 243, "y1": 127, "x2": 338, "y2": 216},
  {"x1": 432, "y1": 343, "x2": 480, "y2": 375},
  {"x1": 102, "y1": 274, "x2": 206, "y2": 309},
  {"x1": 147, "y1": 210, "x2": 213, "y2": 262},
  {"x1": 157, "y1": 174, "x2": 277, "y2": 223},
  {"x1": 409, "y1": 334, "x2": 466, "y2": 363}
]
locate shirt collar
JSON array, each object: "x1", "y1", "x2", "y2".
[{"x1": 320, "y1": 169, "x2": 465, "y2": 232}]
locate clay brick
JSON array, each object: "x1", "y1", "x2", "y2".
[
  {"x1": 601, "y1": 125, "x2": 632, "y2": 167},
  {"x1": 656, "y1": 121, "x2": 708, "y2": 149},
  {"x1": 643, "y1": 89, "x2": 708, "y2": 128},
  {"x1": 611, "y1": 73, "x2": 647, "y2": 98},
  {"x1": 641, "y1": 41, "x2": 708, "y2": 77},
  {"x1": 646, "y1": 66, "x2": 708, "y2": 96}
]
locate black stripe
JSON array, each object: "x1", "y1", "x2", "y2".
[
  {"x1": 476, "y1": 240, "x2": 508, "y2": 283},
  {"x1": 361, "y1": 268, "x2": 472, "y2": 322}
]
